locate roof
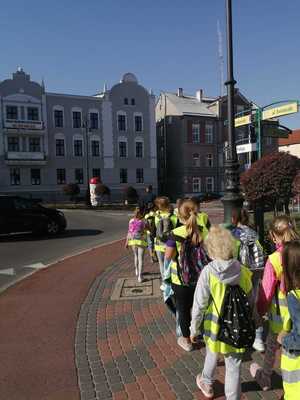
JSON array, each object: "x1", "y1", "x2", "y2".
[
  {"x1": 279, "y1": 129, "x2": 300, "y2": 146},
  {"x1": 164, "y1": 92, "x2": 217, "y2": 117}
]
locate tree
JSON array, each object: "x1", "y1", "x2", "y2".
[
  {"x1": 241, "y1": 151, "x2": 300, "y2": 214},
  {"x1": 63, "y1": 183, "x2": 80, "y2": 202},
  {"x1": 123, "y1": 186, "x2": 138, "y2": 204}
]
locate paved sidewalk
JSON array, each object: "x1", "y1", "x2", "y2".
[{"x1": 76, "y1": 254, "x2": 284, "y2": 400}]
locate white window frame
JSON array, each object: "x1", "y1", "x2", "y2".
[
  {"x1": 206, "y1": 177, "x2": 214, "y2": 192},
  {"x1": 54, "y1": 133, "x2": 66, "y2": 157},
  {"x1": 90, "y1": 134, "x2": 100, "y2": 157},
  {"x1": 136, "y1": 168, "x2": 144, "y2": 184},
  {"x1": 205, "y1": 122, "x2": 214, "y2": 144},
  {"x1": 118, "y1": 136, "x2": 128, "y2": 158},
  {"x1": 192, "y1": 177, "x2": 201, "y2": 193},
  {"x1": 53, "y1": 105, "x2": 64, "y2": 128},
  {"x1": 193, "y1": 153, "x2": 200, "y2": 167},
  {"x1": 6, "y1": 104, "x2": 19, "y2": 121},
  {"x1": 73, "y1": 134, "x2": 84, "y2": 156},
  {"x1": 206, "y1": 153, "x2": 213, "y2": 167},
  {"x1": 72, "y1": 107, "x2": 82, "y2": 129},
  {"x1": 135, "y1": 137, "x2": 144, "y2": 158},
  {"x1": 133, "y1": 112, "x2": 143, "y2": 133},
  {"x1": 89, "y1": 109, "x2": 99, "y2": 130},
  {"x1": 192, "y1": 123, "x2": 200, "y2": 143},
  {"x1": 117, "y1": 110, "x2": 127, "y2": 132}
]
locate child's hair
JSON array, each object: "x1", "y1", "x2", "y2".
[
  {"x1": 154, "y1": 196, "x2": 170, "y2": 212},
  {"x1": 178, "y1": 199, "x2": 202, "y2": 245},
  {"x1": 269, "y1": 215, "x2": 299, "y2": 244},
  {"x1": 134, "y1": 207, "x2": 145, "y2": 220},
  {"x1": 282, "y1": 240, "x2": 300, "y2": 292},
  {"x1": 232, "y1": 208, "x2": 250, "y2": 227},
  {"x1": 205, "y1": 225, "x2": 235, "y2": 260},
  {"x1": 176, "y1": 198, "x2": 183, "y2": 208}
]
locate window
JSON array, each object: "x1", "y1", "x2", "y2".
[
  {"x1": 136, "y1": 168, "x2": 144, "y2": 183},
  {"x1": 193, "y1": 153, "x2": 200, "y2": 167},
  {"x1": 266, "y1": 136, "x2": 272, "y2": 145},
  {"x1": 135, "y1": 141, "x2": 143, "y2": 158},
  {"x1": 74, "y1": 139, "x2": 83, "y2": 156},
  {"x1": 92, "y1": 168, "x2": 101, "y2": 178},
  {"x1": 120, "y1": 168, "x2": 127, "y2": 184},
  {"x1": 8, "y1": 137, "x2": 19, "y2": 152},
  {"x1": 124, "y1": 98, "x2": 128, "y2": 105},
  {"x1": 206, "y1": 177, "x2": 214, "y2": 192},
  {"x1": 56, "y1": 169, "x2": 66, "y2": 185},
  {"x1": 192, "y1": 123, "x2": 200, "y2": 143},
  {"x1": 118, "y1": 114, "x2": 126, "y2": 131},
  {"x1": 90, "y1": 113, "x2": 98, "y2": 129},
  {"x1": 73, "y1": 111, "x2": 82, "y2": 128},
  {"x1": 135, "y1": 115, "x2": 143, "y2": 132},
  {"x1": 29, "y1": 137, "x2": 41, "y2": 152},
  {"x1": 119, "y1": 141, "x2": 127, "y2": 158},
  {"x1": 20, "y1": 106, "x2": 25, "y2": 120},
  {"x1": 56, "y1": 139, "x2": 65, "y2": 156},
  {"x1": 192, "y1": 177, "x2": 201, "y2": 193},
  {"x1": 10, "y1": 168, "x2": 20, "y2": 185},
  {"x1": 75, "y1": 168, "x2": 84, "y2": 184},
  {"x1": 205, "y1": 122, "x2": 214, "y2": 144},
  {"x1": 91, "y1": 140, "x2": 100, "y2": 156},
  {"x1": 6, "y1": 106, "x2": 18, "y2": 120},
  {"x1": 31, "y1": 169, "x2": 41, "y2": 185},
  {"x1": 131, "y1": 98, "x2": 135, "y2": 106},
  {"x1": 54, "y1": 110, "x2": 64, "y2": 128},
  {"x1": 206, "y1": 153, "x2": 213, "y2": 167},
  {"x1": 27, "y1": 107, "x2": 39, "y2": 121}
]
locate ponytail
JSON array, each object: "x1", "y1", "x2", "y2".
[{"x1": 179, "y1": 203, "x2": 202, "y2": 245}]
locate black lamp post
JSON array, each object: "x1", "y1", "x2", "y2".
[
  {"x1": 221, "y1": 0, "x2": 243, "y2": 224},
  {"x1": 83, "y1": 116, "x2": 91, "y2": 206}
]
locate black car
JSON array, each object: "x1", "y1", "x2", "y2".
[{"x1": 0, "y1": 195, "x2": 67, "y2": 236}]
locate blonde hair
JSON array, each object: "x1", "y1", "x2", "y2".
[
  {"x1": 178, "y1": 199, "x2": 202, "y2": 245},
  {"x1": 269, "y1": 215, "x2": 299, "y2": 244},
  {"x1": 154, "y1": 196, "x2": 170, "y2": 212},
  {"x1": 205, "y1": 225, "x2": 235, "y2": 261}
]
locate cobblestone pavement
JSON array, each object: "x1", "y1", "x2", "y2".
[{"x1": 75, "y1": 254, "x2": 284, "y2": 400}]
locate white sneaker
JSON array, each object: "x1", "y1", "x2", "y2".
[
  {"x1": 253, "y1": 338, "x2": 265, "y2": 353},
  {"x1": 135, "y1": 268, "x2": 138, "y2": 276},
  {"x1": 138, "y1": 276, "x2": 143, "y2": 283},
  {"x1": 177, "y1": 337, "x2": 193, "y2": 352},
  {"x1": 160, "y1": 284, "x2": 166, "y2": 291}
]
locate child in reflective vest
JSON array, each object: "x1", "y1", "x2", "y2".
[
  {"x1": 125, "y1": 207, "x2": 147, "y2": 283},
  {"x1": 278, "y1": 241, "x2": 300, "y2": 400},
  {"x1": 250, "y1": 216, "x2": 298, "y2": 391}
]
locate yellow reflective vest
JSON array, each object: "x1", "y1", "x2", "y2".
[
  {"x1": 127, "y1": 218, "x2": 147, "y2": 248},
  {"x1": 196, "y1": 212, "x2": 209, "y2": 239},
  {"x1": 170, "y1": 225, "x2": 191, "y2": 286},
  {"x1": 281, "y1": 290, "x2": 300, "y2": 400},
  {"x1": 154, "y1": 211, "x2": 177, "y2": 253},
  {"x1": 203, "y1": 266, "x2": 253, "y2": 354},
  {"x1": 268, "y1": 251, "x2": 291, "y2": 334}
]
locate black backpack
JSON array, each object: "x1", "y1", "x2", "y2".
[{"x1": 212, "y1": 285, "x2": 256, "y2": 349}]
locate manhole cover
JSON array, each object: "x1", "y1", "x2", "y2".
[{"x1": 111, "y1": 274, "x2": 161, "y2": 300}]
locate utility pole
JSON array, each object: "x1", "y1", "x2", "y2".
[{"x1": 222, "y1": 0, "x2": 243, "y2": 224}]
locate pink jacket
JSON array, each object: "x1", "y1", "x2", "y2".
[{"x1": 257, "y1": 244, "x2": 285, "y2": 316}]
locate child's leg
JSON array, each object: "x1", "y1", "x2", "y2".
[
  {"x1": 262, "y1": 331, "x2": 279, "y2": 377},
  {"x1": 137, "y1": 246, "x2": 144, "y2": 280},
  {"x1": 224, "y1": 353, "x2": 243, "y2": 400},
  {"x1": 156, "y1": 251, "x2": 165, "y2": 279},
  {"x1": 201, "y1": 347, "x2": 218, "y2": 384},
  {"x1": 132, "y1": 246, "x2": 138, "y2": 275}
]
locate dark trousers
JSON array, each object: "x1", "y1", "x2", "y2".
[{"x1": 171, "y1": 284, "x2": 196, "y2": 338}]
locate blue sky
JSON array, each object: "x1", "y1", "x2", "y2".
[{"x1": 1, "y1": 0, "x2": 300, "y2": 127}]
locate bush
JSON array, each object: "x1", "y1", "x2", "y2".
[
  {"x1": 95, "y1": 184, "x2": 111, "y2": 196},
  {"x1": 123, "y1": 186, "x2": 138, "y2": 204},
  {"x1": 63, "y1": 183, "x2": 80, "y2": 202}
]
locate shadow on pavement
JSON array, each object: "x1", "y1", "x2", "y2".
[{"x1": 0, "y1": 229, "x2": 103, "y2": 242}]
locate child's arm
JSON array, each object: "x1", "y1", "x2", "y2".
[
  {"x1": 256, "y1": 258, "x2": 278, "y2": 316},
  {"x1": 190, "y1": 267, "x2": 211, "y2": 341}
]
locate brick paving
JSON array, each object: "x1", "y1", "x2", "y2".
[{"x1": 75, "y1": 253, "x2": 284, "y2": 400}]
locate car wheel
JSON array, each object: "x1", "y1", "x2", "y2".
[{"x1": 47, "y1": 219, "x2": 60, "y2": 235}]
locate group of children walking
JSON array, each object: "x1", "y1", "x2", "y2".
[{"x1": 125, "y1": 197, "x2": 300, "y2": 400}]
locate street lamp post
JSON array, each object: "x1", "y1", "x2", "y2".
[
  {"x1": 83, "y1": 116, "x2": 91, "y2": 205},
  {"x1": 222, "y1": 0, "x2": 243, "y2": 224}
]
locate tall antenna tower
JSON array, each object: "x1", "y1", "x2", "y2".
[{"x1": 217, "y1": 20, "x2": 225, "y2": 97}]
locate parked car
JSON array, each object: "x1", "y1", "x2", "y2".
[{"x1": 0, "y1": 195, "x2": 67, "y2": 236}]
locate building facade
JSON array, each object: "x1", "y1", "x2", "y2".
[
  {"x1": 156, "y1": 88, "x2": 277, "y2": 200},
  {"x1": 0, "y1": 69, "x2": 157, "y2": 200},
  {"x1": 279, "y1": 129, "x2": 300, "y2": 158}
]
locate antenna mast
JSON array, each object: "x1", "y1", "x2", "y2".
[{"x1": 217, "y1": 20, "x2": 225, "y2": 97}]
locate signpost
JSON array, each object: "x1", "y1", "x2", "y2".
[
  {"x1": 236, "y1": 143, "x2": 257, "y2": 154},
  {"x1": 262, "y1": 101, "x2": 298, "y2": 120}
]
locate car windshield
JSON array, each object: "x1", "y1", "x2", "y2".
[{"x1": 14, "y1": 198, "x2": 40, "y2": 210}]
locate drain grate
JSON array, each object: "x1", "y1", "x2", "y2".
[{"x1": 111, "y1": 273, "x2": 161, "y2": 300}]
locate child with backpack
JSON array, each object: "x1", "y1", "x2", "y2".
[
  {"x1": 144, "y1": 205, "x2": 158, "y2": 263},
  {"x1": 190, "y1": 225, "x2": 255, "y2": 399},
  {"x1": 125, "y1": 207, "x2": 147, "y2": 283},
  {"x1": 250, "y1": 216, "x2": 299, "y2": 391},
  {"x1": 164, "y1": 199, "x2": 210, "y2": 352},
  {"x1": 154, "y1": 197, "x2": 177, "y2": 290},
  {"x1": 231, "y1": 208, "x2": 265, "y2": 352},
  {"x1": 278, "y1": 241, "x2": 300, "y2": 400}
]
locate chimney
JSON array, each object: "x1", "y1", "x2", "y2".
[
  {"x1": 196, "y1": 89, "x2": 203, "y2": 102},
  {"x1": 177, "y1": 88, "x2": 183, "y2": 97}
]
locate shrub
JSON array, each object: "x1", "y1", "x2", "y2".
[
  {"x1": 95, "y1": 184, "x2": 111, "y2": 196},
  {"x1": 123, "y1": 186, "x2": 138, "y2": 204}
]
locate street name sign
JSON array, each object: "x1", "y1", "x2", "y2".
[
  {"x1": 236, "y1": 143, "x2": 257, "y2": 154},
  {"x1": 234, "y1": 115, "x2": 251, "y2": 127},
  {"x1": 262, "y1": 102, "x2": 298, "y2": 120}
]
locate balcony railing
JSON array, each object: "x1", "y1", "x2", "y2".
[
  {"x1": 5, "y1": 151, "x2": 45, "y2": 160},
  {"x1": 4, "y1": 120, "x2": 44, "y2": 130}
]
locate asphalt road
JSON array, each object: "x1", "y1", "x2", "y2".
[{"x1": 0, "y1": 209, "x2": 130, "y2": 291}]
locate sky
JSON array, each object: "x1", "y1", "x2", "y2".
[{"x1": 1, "y1": 0, "x2": 300, "y2": 128}]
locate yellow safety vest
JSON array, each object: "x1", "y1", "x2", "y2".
[
  {"x1": 144, "y1": 211, "x2": 155, "y2": 234},
  {"x1": 170, "y1": 225, "x2": 190, "y2": 286},
  {"x1": 281, "y1": 290, "x2": 300, "y2": 400},
  {"x1": 154, "y1": 211, "x2": 177, "y2": 253},
  {"x1": 128, "y1": 218, "x2": 147, "y2": 247},
  {"x1": 197, "y1": 212, "x2": 209, "y2": 239},
  {"x1": 203, "y1": 266, "x2": 253, "y2": 354},
  {"x1": 268, "y1": 251, "x2": 291, "y2": 334}
]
